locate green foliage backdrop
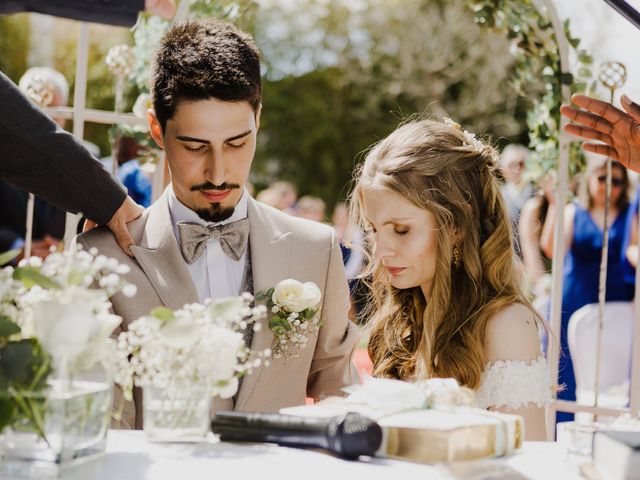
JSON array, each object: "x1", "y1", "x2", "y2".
[{"x1": 252, "y1": 0, "x2": 529, "y2": 210}]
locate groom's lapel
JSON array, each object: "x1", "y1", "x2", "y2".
[
  {"x1": 235, "y1": 198, "x2": 291, "y2": 410},
  {"x1": 129, "y1": 189, "x2": 199, "y2": 311}
]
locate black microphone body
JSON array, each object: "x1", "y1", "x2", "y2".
[
  {"x1": 603, "y1": 0, "x2": 640, "y2": 30},
  {"x1": 211, "y1": 411, "x2": 382, "y2": 459}
]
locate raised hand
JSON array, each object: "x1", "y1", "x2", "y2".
[{"x1": 560, "y1": 94, "x2": 640, "y2": 172}]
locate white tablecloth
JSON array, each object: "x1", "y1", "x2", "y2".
[{"x1": 58, "y1": 431, "x2": 586, "y2": 480}]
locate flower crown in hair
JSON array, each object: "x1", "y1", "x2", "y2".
[{"x1": 443, "y1": 117, "x2": 485, "y2": 153}]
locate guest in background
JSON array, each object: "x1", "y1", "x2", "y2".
[
  {"x1": 115, "y1": 135, "x2": 153, "y2": 208},
  {"x1": 519, "y1": 175, "x2": 557, "y2": 355},
  {"x1": 540, "y1": 156, "x2": 634, "y2": 423},
  {"x1": 255, "y1": 187, "x2": 282, "y2": 209},
  {"x1": 519, "y1": 175, "x2": 555, "y2": 305},
  {"x1": 18, "y1": 67, "x2": 68, "y2": 127},
  {"x1": 332, "y1": 202, "x2": 364, "y2": 280},
  {"x1": 332, "y1": 202, "x2": 365, "y2": 319},
  {"x1": 20, "y1": 67, "x2": 101, "y2": 157},
  {"x1": 498, "y1": 144, "x2": 535, "y2": 256},
  {"x1": 296, "y1": 195, "x2": 326, "y2": 223},
  {"x1": 0, "y1": 180, "x2": 65, "y2": 264},
  {"x1": 270, "y1": 181, "x2": 298, "y2": 214}
]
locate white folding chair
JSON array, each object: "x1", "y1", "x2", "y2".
[{"x1": 567, "y1": 301, "x2": 633, "y2": 412}]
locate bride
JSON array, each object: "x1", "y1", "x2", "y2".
[{"x1": 349, "y1": 118, "x2": 552, "y2": 440}]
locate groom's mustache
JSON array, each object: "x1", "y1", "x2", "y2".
[{"x1": 190, "y1": 182, "x2": 241, "y2": 192}]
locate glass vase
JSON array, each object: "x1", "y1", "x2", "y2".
[
  {"x1": 143, "y1": 380, "x2": 211, "y2": 443},
  {"x1": 0, "y1": 363, "x2": 113, "y2": 479}
]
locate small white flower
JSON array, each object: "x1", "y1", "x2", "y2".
[
  {"x1": 116, "y1": 264, "x2": 131, "y2": 275},
  {"x1": 122, "y1": 283, "x2": 137, "y2": 298},
  {"x1": 241, "y1": 292, "x2": 253, "y2": 302},
  {"x1": 271, "y1": 305, "x2": 280, "y2": 313}
]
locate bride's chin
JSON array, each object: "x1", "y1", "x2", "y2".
[{"x1": 388, "y1": 277, "x2": 415, "y2": 290}]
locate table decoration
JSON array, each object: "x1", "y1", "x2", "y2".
[
  {"x1": 0, "y1": 247, "x2": 136, "y2": 478},
  {"x1": 114, "y1": 295, "x2": 267, "y2": 442}
]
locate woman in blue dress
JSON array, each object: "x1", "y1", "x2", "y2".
[{"x1": 540, "y1": 157, "x2": 633, "y2": 423}]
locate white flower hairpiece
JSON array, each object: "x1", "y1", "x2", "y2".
[
  {"x1": 23, "y1": 76, "x2": 56, "y2": 108},
  {"x1": 443, "y1": 117, "x2": 485, "y2": 153}
]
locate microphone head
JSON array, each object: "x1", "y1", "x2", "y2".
[{"x1": 331, "y1": 412, "x2": 383, "y2": 459}]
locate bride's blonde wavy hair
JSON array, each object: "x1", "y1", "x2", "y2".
[{"x1": 350, "y1": 119, "x2": 538, "y2": 388}]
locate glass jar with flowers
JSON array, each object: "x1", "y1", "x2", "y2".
[
  {"x1": 114, "y1": 295, "x2": 267, "y2": 442},
  {"x1": 0, "y1": 247, "x2": 136, "y2": 477}
]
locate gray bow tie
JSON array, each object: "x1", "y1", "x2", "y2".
[{"x1": 177, "y1": 218, "x2": 249, "y2": 264}]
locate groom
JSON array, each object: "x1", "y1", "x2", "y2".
[{"x1": 78, "y1": 19, "x2": 360, "y2": 429}]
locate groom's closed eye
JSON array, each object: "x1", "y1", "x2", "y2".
[{"x1": 184, "y1": 144, "x2": 208, "y2": 153}]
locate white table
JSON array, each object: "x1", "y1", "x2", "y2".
[{"x1": 58, "y1": 431, "x2": 586, "y2": 480}]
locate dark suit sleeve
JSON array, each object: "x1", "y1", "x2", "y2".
[
  {"x1": 0, "y1": 0, "x2": 145, "y2": 27},
  {"x1": 0, "y1": 71, "x2": 127, "y2": 225}
]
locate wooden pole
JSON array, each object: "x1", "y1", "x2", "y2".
[
  {"x1": 63, "y1": 22, "x2": 90, "y2": 250},
  {"x1": 538, "y1": 0, "x2": 572, "y2": 441},
  {"x1": 24, "y1": 194, "x2": 35, "y2": 258}
]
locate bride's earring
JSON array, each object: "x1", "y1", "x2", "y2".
[{"x1": 452, "y1": 245, "x2": 462, "y2": 267}]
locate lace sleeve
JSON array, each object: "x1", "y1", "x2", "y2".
[{"x1": 475, "y1": 355, "x2": 552, "y2": 410}]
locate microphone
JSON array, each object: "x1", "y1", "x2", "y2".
[
  {"x1": 211, "y1": 411, "x2": 383, "y2": 459},
  {"x1": 603, "y1": 0, "x2": 640, "y2": 30}
]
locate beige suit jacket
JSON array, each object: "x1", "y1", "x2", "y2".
[{"x1": 77, "y1": 189, "x2": 360, "y2": 429}]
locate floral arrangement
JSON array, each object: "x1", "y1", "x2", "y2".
[
  {"x1": 114, "y1": 295, "x2": 267, "y2": 402},
  {"x1": 257, "y1": 279, "x2": 322, "y2": 360},
  {"x1": 0, "y1": 246, "x2": 136, "y2": 439},
  {"x1": 466, "y1": 0, "x2": 594, "y2": 181}
]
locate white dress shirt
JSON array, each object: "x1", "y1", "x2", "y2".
[{"x1": 168, "y1": 187, "x2": 249, "y2": 303}]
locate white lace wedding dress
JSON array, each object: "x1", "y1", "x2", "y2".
[{"x1": 474, "y1": 355, "x2": 553, "y2": 409}]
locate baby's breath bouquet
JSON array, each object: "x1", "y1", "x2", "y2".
[
  {"x1": 114, "y1": 295, "x2": 268, "y2": 441},
  {"x1": 115, "y1": 295, "x2": 266, "y2": 399}
]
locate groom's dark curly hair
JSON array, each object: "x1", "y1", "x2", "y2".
[{"x1": 151, "y1": 18, "x2": 262, "y2": 131}]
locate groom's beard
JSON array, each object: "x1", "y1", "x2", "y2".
[{"x1": 191, "y1": 181, "x2": 240, "y2": 223}]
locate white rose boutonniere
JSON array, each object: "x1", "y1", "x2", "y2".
[{"x1": 256, "y1": 279, "x2": 322, "y2": 360}]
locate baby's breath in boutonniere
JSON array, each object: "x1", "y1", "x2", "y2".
[{"x1": 256, "y1": 279, "x2": 322, "y2": 360}]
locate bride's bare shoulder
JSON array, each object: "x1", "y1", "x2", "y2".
[{"x1": 484, "y1": 303, "x2": 541, "y2": 363}]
